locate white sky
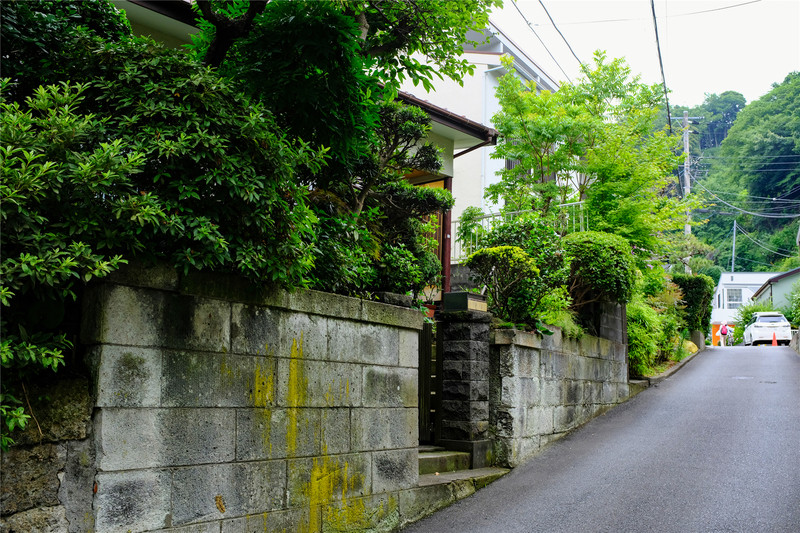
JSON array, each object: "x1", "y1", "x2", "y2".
[{"x1": 491, "y1": 0, "x2": 800, "y2": 107}]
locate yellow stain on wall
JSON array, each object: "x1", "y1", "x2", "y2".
[
  {"x1": 304, "y1": 453, "x2": 369, "y2": 533},
  {"x1": 287, "y1": 335, "x2": 307, "y2": 458},
  {"x1": 252, "y1": 359, "x2": 275, "y2": 408}
]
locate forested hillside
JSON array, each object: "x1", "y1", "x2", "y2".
[{"x1": 669, "y1": 72, "x2": 800, "y2": 279}]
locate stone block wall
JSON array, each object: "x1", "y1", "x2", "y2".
[
  {"x1": 1, "y1": 265, "x2": 424, "y2": 533},
  {"x1": 489, "y1": 327, "x2": 629, "y2": 468}
]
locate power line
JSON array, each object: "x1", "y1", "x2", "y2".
[
  {"x1": 736, "y1": 224, "x2": 796, "y2": 257},
  {"x1": 649, "y1": 0, "x2": 672, "y2": 134},
  {"x1": 691, "y1": 178, "x2": 800, "y2": 218},
  {"x1": 532, "y1": 0, "x2": 763, "y2": 26},
  {"x1": 508, "y1": 0, "x2": 573, "y2": 84},
  {"x1": 537, "y1": 0, "x2": 583, "y2": 68}
]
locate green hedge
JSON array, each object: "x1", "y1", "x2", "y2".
[
  {"x1": 671, "y1": 273, "x2": 715, "y2": 332},
  {"x1": 563, "y1": 231, "x2": 635, "y2": 308}
]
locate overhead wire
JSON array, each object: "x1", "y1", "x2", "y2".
[
  {"x1": 508, "y1": 0, "x2": 573, "y2": 84},
  {"x1": 735, "y1": 224, "x2": 796, "y2": 258},
  {"x1": 649, "y1": 0, "x2": 672, "y2": 133},
  {"x1": 690, "y1": 178, "x2": 800, "y2": 218}
]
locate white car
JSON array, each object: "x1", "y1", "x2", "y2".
[{"x1": 743, "y1": 312, "x2": 792, "y2": 346}]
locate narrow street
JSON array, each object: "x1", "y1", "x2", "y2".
[{"x1": 403, "y1": 346, "x2": 800, "y2": 532}]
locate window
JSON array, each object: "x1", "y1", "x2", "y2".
[{"x1": 727, "y1": 288, "x2": 742, "y2": 309}]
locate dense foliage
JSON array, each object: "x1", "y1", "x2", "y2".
[
  {"x1": 670, "y1": 273, "x2": 715, "y2": 332},
  {"x1": 684, "y1": 73, "x2": 800, "y2": 272},
  {"x1": 489, "y1": 53, "x2": 699, "y2": 258},
  {"x1": 563, "y1": 232, "x2": 636, "y2": 309},
  {"x1": 465, "y1": 246, "x2": 539, "y2": 324}
]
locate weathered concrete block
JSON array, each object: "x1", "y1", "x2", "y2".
[
  {"x1": 93, "y1": 346, "x2": 162, "y2": 407},
  {"x1": 360, "y1": 299, "x2": 425, "y2": 330},
  {"x1": 541, "y1": 379, "x2": 562, "y2": 407},
  {"x1": 235, "y1": 408, "x2": 321, "y2": 461},
  {"x1": 280, "y1": 312, "x2": 329, "y2": 362},
  {"x1": 328, "y1": 321, "x2": 400, "y2": 367},
  {"x1": 554, "y1": 405, "x2": 577, "y2": 432},
  {"x1": 94, "y1": 469, "x2": 171, "y2": 533},
  {"x1": 398, "y1": 484, "x2": 454, "y2": 526},
  {"x1": 221, "y1": 508, "x2": 311, "y2": 533},
  {"x1": 230, "y1": 304, "x2": 281, "y2": 356},
  {"x1": 362, "y1": 366, "x2": 417, "y2": 408},
  {"x1": 286, "y1": 453, "x2": 371, "y2": 508},
  {"x1": 95, "y1": 409, "x2": 235, "y2": 470},
  {"x1": 162, "y1": 352, "x2": 276, "y2": 408},
  {"x1": 83, "y1": 285, "x2": 231, "y2": 352},
  {"x1": 322, "y1": 492, "x2": 400, "y2": 533},
  {"x1": 172, "y1": 461, "x2": 286, "y2": 526},
  {"x1": 0, "y1": 444, "x2": 64, "y2": 515},
  {"x1": 153, "y1": 521, "x2": 221, "y2": 533},
  {"x1": 398, "y1": 328, "x2": 419, "y2": 368},
  {"x1": 491, "y1": 328, "x2": 541, "y2": 349},
  {"x1": 350, "y1": 408, "x2": 416, "y2": 451},
  {"x1": 276, "y1": 358, "x2": 361, "y2": 408},
  {"x1": 320, "y1": 408, "x2": 351, "y2": 456},
  {"x1": 441, "y1": 321, "x2": 489, "y2": 342},
  {"x1": 372, "y1": 448, "x2": 418, "y2": 494},
  {"x1": 58, "y1": 438, "x2": 96, "y2": 533},
  {"x1": 442, "y1": 340, "x2": 487, "y2": 362}
]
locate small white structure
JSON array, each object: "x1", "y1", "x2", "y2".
[
  {"x1": 711, "y1": 271, "x2": 780, "y2": 326},
  {"x1": 751, "y1": 267, "x2": 800, "y2": 310}
]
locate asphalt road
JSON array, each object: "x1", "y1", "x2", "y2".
[{"x1": 402, "y1": 346, "x2": 800, "y2": 533}]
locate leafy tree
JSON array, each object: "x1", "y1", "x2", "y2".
[
  {"x1": 192, "y1": 0, "x2": 501, "y2": 91},
  {"x1": 490, "y1": 52, "x2": 698, "y2": 256},
  {"x1": 718, "y1": 72, "x2": 800, "y2": 204}
]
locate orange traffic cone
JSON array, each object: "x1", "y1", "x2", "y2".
[{"x1": 772, "y1": 332, "x2": 777, "y2": 346}]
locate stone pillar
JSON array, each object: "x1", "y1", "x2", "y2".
[{"x1": 437, "y1": 310, "x2": 493, "y2": 468}]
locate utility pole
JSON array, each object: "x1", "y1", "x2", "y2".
[
  {"x1": 731, "y1": 220, "x2": 737, "y2": 272},
  {"x1": 683, "y1": 111, "x2": 691, "y2": 236}
]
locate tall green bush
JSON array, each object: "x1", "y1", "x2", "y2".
[
  {"x1": 465, "y1": 246, "x2": 539, "y2": 324},
  {"x1": 563, "y1": 231, "x2": 636, "y2": 309},
  {"x1": 626, "y1": 298, "x2": 661, "y2": 377},
  {"x1": 671, "y1": 273, "x2": 715, "y2": 333}
]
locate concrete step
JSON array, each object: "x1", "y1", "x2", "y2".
[
  {"x1": 419, "y1": 450, "x2": 471, "y2": 475},
  {"x1": 418, "y1": 445, "x2": 445, "y2": 453},
  {"x1": 418, "y1": 466, "x2": 510, "y2": 489}
]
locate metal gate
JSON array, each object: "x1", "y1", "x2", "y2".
[{"x1": 418, "y1": 322, "x2": 440, "y2": 444}]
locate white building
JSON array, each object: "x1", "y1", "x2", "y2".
[
  {"x1": 398, "y1": 20, "x2": 559, "y2": 224},
  {"x1": 711, "y1": 271, "x2": 780, "y2": 326}
]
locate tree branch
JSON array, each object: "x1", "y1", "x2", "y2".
[{"x1": 197, "y1": 0, "x2": 268, "y2": 68}]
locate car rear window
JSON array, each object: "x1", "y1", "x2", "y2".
[{"x1": 756, "y1": 315, "x2": 787, "y2": 323}]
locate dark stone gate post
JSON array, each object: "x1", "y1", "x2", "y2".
[{"x1": 437, "y1": 309, "x2": 493, "y2": 468}]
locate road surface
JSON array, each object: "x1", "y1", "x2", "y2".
[{"x1": 402, "y1": 346, "x2": 800, "y2": 532}]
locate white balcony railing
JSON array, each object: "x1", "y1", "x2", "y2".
[{"x1": 451, "y1": 201, "x2": 588, "y2": 263}]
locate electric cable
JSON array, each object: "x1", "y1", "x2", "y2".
[
  {"x1": 649, "y1": 0, "x2": 672, "y2": 134},
  {"x1": 735, "y1": 225, "x2": 796, "y2": 258},
  {"x1": 691, "y1": 179, "x2": 800, "y2": 218},
  {"x1": 508, "y1": 0, "x2": 573, "y2": 84}
]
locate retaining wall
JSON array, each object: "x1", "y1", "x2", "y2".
[
  {"x1": 1, "y1": 265, "x2": 426, "y2": 533},
  {"x1": 490, "y1": 327, "x2": 629, "y2": 468}
]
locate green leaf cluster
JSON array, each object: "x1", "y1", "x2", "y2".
[
  {"x1": 563, "y1": 231, "x2": 636, "y2": 309},
  {"x1": 670, "y1": 273, "x2": 715, "y2": 332},
  {"x1": 490, "y1": 52, "x2": 700, "y2": 256},
  {"x1": 465, "y1": 246, "x2": 540, "y2": 324}
]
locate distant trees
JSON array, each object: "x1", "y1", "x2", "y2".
[{"x1": 690, "y1": 73, "x2": 800, "y2": 272}]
